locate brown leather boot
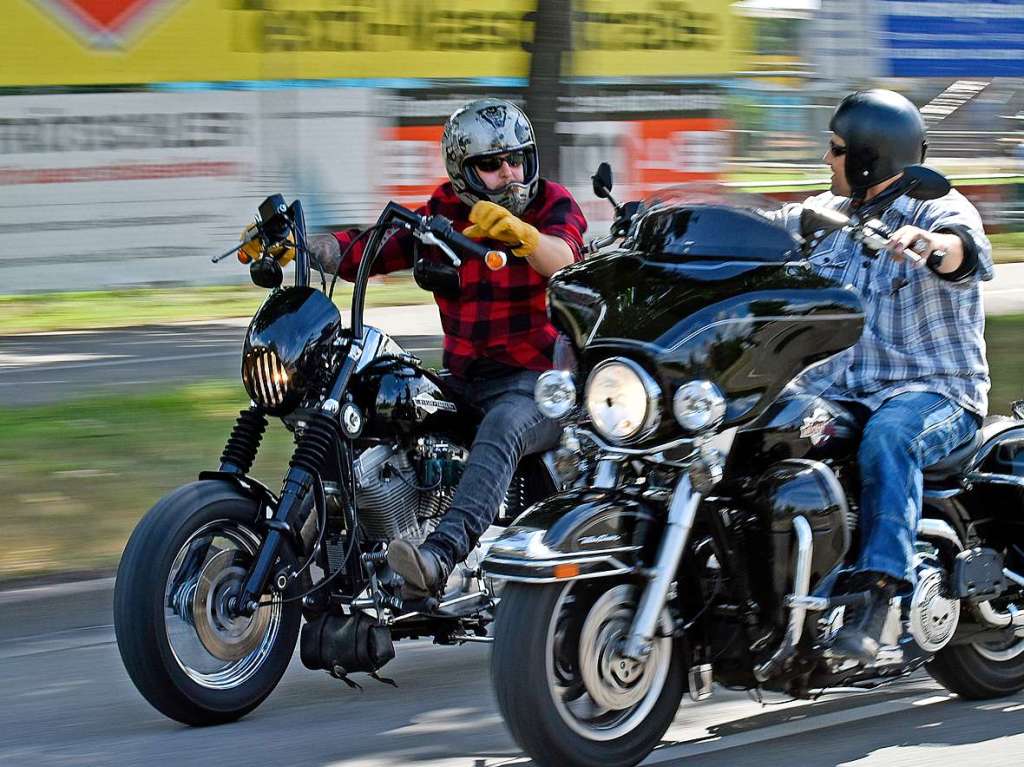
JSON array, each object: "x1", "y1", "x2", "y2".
[{"x1": 386, "y1": 540, "x2": 446, "y2": 600}]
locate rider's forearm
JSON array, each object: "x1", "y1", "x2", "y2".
[
  {"x1": 928, "y1": 231, "x2": 966, "y2": 275},
  {"x1": 524, "y1": 234, "x2": 575, "y2": 278},
  {"x1": 309, "y1": 233, "x2": 342, "y2": 276}
]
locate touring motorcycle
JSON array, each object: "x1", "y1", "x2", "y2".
[
  {"x1": 484, "y1": 164, "x2": 1024, "y2": 767},
  {"x1": 113, "y1": 194, "x2": 578, "y2": 724}
]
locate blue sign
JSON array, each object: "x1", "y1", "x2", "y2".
[{"x1": 882, "y1": 0, "x2": 1024, "y2": 77}]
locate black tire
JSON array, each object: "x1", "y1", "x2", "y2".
[
  {"x1": 928, "y1": 639, "x2": 1024, "y2": 700},
  {"x1": 492, "y1": 581, "x2": 686, "y2": 767},
  {"x1": 113, "y1": 480, "x2": 301, "y2": 726}
]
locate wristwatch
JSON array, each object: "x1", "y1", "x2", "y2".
[{"x1": 925, "y1": 249, "x2": 947, "y2": 271}]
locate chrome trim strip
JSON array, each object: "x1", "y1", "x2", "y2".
[
  {"x1": 622, "y1": 473, "x2": 701, "y2": 661},
  {"x1": 577, "y1": 428, "x2": 696, "y2": 458},
  {"x1": 487, "y1": 568, "x2": 635, "y2": 584},
  {"x1": 755, "y1": 515, "x2": 813, "y2": 682},
  {"x1": 917, "y1": 519, "x2": 964, "y2": 551},
  {"x1": 965, "y1": 471, "x2": 1024, "y2": 489}
]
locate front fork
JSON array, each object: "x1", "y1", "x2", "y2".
[
  {"x1": 621, "y1": 473, "x2": 701, "y2": 661},
  {"x1": 233, "y1": 411, "x2": 340, "y2": 617}
]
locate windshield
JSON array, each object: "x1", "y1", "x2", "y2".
[{"x1": 631, "y1": 183, "x2": 799, "y2": 263}]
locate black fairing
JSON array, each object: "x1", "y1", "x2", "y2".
[
  {"x1": 548, "y1": 210, "x2": 865, "y2": 439},
  {"x1": 753, "y1": 459, "x2": 851, "y2": 623},
  {"x1": 242, "y1": 287, "x2": 342, "y2": 415},
  {"x1": 634, "y1": 205, "x2": 801, "y2": 262},
  {"x1": 725, "y1": 396, "x2": 862, "y2": 481}
]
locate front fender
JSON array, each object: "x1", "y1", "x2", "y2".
[{"x1": 482, "y1": 487, "x2": 663, "y2": 583}]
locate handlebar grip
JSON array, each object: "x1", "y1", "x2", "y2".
[{"x1": 425, "y1": 215, "x2": 507, "y2": 269}]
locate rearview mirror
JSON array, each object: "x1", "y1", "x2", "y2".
[
  {"x1": 592, "y1": 162, "x2": 613, "y2": 200},
  {"x1": 799, "y1": 204, "x2": 849, "y2": 241},
  {"x1": 902, "y1": 165, "x2": 951, "y2": 201}
]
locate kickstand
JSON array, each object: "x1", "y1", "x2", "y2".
[
  {"x1": 369, "y1": 671, "x2": 398, "y2": 688},
  {"x1": 329, "y1": 666, "x2": 363, "y2": 690}
]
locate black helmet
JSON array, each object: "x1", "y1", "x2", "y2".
[{"x1": 829, "y1": 89, "x2": 927, "y2": 198}]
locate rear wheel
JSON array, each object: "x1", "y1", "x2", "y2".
[
  {"x1": 492, "y1": 580, "x2": 685, "y2": 767},
  {"x1": 929, "y1": 632, "x2": 1024, "y2": 699},
  {"x1": 114, "y1": 481, "x2": 302, "y2": 725}
]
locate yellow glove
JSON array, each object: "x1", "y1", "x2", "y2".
[
  {"x1": 463, "y1": 200, "x2": 540, "y2": 257},
  {"x1": 237, "y1": 224, "x2": 296, "y2": 266}
]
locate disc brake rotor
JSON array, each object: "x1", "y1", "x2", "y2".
[
  {"x1": 577, "y1": 584, "x2": 666, "y2": 712},
  {"x1": 192, "y1": 549, "x2": 271, "y2": 662}
]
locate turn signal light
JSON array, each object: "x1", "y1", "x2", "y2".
[
  {"x1": 552, "y1": 563, "x2": 580, "y2": 580},
  {"x1": 485, "y1": 250, "x2": 507, "y2": 270}
]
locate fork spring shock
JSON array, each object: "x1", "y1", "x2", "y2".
[
  {"x1": 289, "y1": 413, "x2": 337, "y2": 477},
  {"x1": 219, "y1": 407, "x2": 268, "y2": 474}
]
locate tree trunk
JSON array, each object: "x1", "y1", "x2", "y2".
[{"x1": 525, "y1": 0, "x2": 573, "y2": 179}]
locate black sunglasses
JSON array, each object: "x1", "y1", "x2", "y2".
[
  {"x1": 473, "y1": 151, "x2": 526, "y2": 173},
  {"x1": 828, "y1": 140, "x2": 848, "y2": 157}
]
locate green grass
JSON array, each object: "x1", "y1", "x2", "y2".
[
  {"x1": 0, "y1": 276, "x2": 431, "y2": 335},
  {"x1": 1, "y1": 316, "x2": 1021, "y2": 582}
]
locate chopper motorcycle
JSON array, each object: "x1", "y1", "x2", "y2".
[
  {"x1": 113, "y1": 194, "x2": 580, "y2": 725},
  {"x1": 484, "y1": 164, "x2": 1024, "y2": 767}
]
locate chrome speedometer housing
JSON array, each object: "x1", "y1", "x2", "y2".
[
  {"x1": 584, "y1": 357, "x2": 661, "y2": 444},
  {"x1": 242, "y1": 287, "x2": 341, "y2": 415}
]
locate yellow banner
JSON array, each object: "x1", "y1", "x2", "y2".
[{"x1": 3, "y1": 0, "x2": 741, "y2": 87}]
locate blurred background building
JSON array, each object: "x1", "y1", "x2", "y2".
[{"x1": 2, "y1": 0, "x2": 1024, "y2": 292}]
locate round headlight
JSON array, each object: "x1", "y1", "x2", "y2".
[
  {"x1": 535, "y1": 369, "x2": 577, "y2": 419},
  {"x1": 673, "y1": 380, "x2": 726, "y2": 433},
  {"x1": 584, "y1": 358, "x2": 661, "y2": 443}
]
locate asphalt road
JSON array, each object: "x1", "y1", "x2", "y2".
[
  {"x1": 3, "y1": 263, "x2": 1024, "y2": 408},
  {"x1": 1, "y1": 580, "x2": 1023, "y2": 767}
]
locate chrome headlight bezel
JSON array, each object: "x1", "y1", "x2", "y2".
[
  {"x1": 672, "y1": 380, "x2": 727, "y2": 433},
  {"x1": 534, "y1": 369, "x2": 577, "y2": 420},
  {"x1": 584, "y1": 357, "x2": 662, "y2": 444}
]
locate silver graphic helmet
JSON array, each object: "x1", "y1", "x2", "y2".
[{"x1": 441, "y1": 98, "x2": 539, "y2": 216}]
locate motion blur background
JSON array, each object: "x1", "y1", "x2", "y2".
[{"x1": 3, "y1": 0, "x2": 1024, "y2": 581}]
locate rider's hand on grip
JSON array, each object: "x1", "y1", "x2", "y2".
[
  {"x1": 237, "y1": 224, "x2": 296, "y2": 266},
  {"x1": 237, "y1": 223, "x2": 261, "y2": 264},
  {"x1": 463, "y1": 200, "x2": 540, "y2": 257}
]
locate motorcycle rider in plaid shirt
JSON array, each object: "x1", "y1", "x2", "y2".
[{"x1": 307, "y1": 98, "x2": 587, "y2": 598}]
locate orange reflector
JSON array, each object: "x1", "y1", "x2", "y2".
[
  {"x1": 552, "y1": 563, "x2": 580, "y2": 580},
  {"x1": 485, "y1": 250, "x2": 507, "y2": 270}
]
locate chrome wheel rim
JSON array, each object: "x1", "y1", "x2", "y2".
[
  {"x1": 973, "y1": 635, "x2": 1024, "y2": 662},
  {"x1": 163, "y1": 521, "x2": 283, "y2": 690},
  {"x1": 544, "y1": 582, "x2": 672, "y2": 742}
]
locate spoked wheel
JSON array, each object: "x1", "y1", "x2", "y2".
[
  {"x1": 492, "y1": 580, "x2": 685, "y2": 767},
  {"x1": 114, "y1": 481, "x2": 301, "y2": 725}
]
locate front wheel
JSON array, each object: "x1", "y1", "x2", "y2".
[
  {"x1": 491, "y1": 580, "x2": 686, "y2": 767},
  {"x1": 113, "y1": 480, "x2": 302, "y2": 725}
]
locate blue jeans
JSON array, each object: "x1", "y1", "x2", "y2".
[
  {"x1": 843, "y1": 392, "x2": 980, "y2": 586},
  {"x1": 423, "y1": 370, "x2": 562, "y2": 570}
]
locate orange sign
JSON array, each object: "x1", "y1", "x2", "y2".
[{"x1": 381, "y1": 124, "x2": 447, "y2": 208}]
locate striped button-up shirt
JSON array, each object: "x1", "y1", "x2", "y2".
[{"x1": 775, "y1": 188, "x2": 993, "y2": 416}]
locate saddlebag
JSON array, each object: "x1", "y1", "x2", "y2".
[{"x1": 300, "y1": 612, "x2": 395, "y2": 674}]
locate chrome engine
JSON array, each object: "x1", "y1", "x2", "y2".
[{"x1": 351, "y1": 440, "x2": 462, "y2": 544}]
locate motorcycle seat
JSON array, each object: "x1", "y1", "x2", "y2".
[
  {"x1": 923, "y1": 429, "x2": 983, "y2": 482},
  {"x1": 923, "y1": 417, "x2": 1022, "y2": 482}
]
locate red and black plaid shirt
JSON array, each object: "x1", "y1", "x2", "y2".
[{"x1": 332, "y1": 180, "x2": 587, "y2": 378}]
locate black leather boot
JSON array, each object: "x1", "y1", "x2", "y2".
[
  {"x1": 830, "y1": 571, "x2": 898, "y2": 664},
  {"x1": 387, "y1": 540, "x2": 449, "y2": 600}
]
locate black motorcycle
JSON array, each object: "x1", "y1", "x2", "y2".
[
  {"x1": 113, "y1": 195, "x2": 576, "y2": 724},
  {"x1": 484, "y1": 165, "x2": 1024, "y2": 767}
]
